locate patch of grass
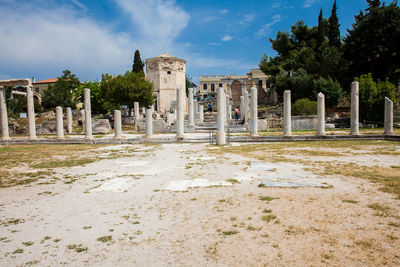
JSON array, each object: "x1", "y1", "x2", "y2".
[
  {"x1": 0, "y1": 218, "x2": 25, "y2": 226},
  {"x1": 247, "y1": 225, "x2": 262, "y2": 231},
  {"x1": 31, "y1": 158, "x2": 95, "y2": 169},
  {"x1": 67, "y1": 244, "x2": 88, "y2": 253},
  {"x1": 284, "y1": 225, "x2": 305, "y2": 235},
  {"x1": 205, "y1": 242, "x2": 218, "y2": 258},
  {"x1": 354, "y1": 240, "x2": 372, "y2": 249},
  {"x1": 96, "y1": 235, "x2": 112, "y2": 243},
  {"x1": 261, "y1": 214, "x2": 277, "y2": 223},
  {"x1": 263, "y1": 209, "x2": 272, "y2": 213},
  {"x1": 12, "y1": 248, "x2": 24, "y2": 254},
  {"x1": 82, "y1": 225, "x2": 92, "y2": 230},
  {"x1": 388, "y1": 222, "x2": 400, "y2": 228},
  {"x1": 272, "y1": 244, "x2": 279, "y2": 248},
  {"x1": 226, "y1": 179, "x2": 240, "y2": 184},
  {"x1": 22, "y1": 241, "x2": 33, "y2": 246},
  {"x1": 222, "y1": 230, "x2": 239, "y2": 236},
  {"x1": 53, "y1": 238, "x2": 61, "y2": 243},
  {"x1": 342, "y1": 199, "x2": 359, "y2": 204},
  {"x1": 367, "y1": 203, "x2": 391, "y2": 217},
  {"x1": 259, "y1": 196, "x2": 279, "y2": 202}
]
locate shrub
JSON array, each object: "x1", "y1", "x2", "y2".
[{"x1": 292, "y1": 98, "x2": 317, "y2": 115}]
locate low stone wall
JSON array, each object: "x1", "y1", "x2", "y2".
[{"x1": 291, "y1": 116, "x2": 317, "y2": 130}]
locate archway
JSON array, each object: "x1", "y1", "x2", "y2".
[{"x1": 231, "y1": 80, "x2": 242, "y2": 102}]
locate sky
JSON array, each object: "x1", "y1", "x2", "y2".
[{"x1": 0, "y1": 0, "x2": 369, "y2": 84}]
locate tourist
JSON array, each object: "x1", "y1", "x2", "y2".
[
  {"x1": 208, "y1": 102, "x2": 213, "y2": 112},
  {"x1": 234, "y1": 108, "x2": 239, "y2": 121}
]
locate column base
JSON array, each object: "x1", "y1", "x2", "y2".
[
  {"x1": 56, "y1": 136, "x2": 65, "y2": 140},
  {"x1": 176, "y1": 134, "x2": 184, "y2": 140},
  {"x1": 85, "y1": 136, "x2": 94, "y2": 140},
  {"x1": 283, "y1": 132, "x2": 292, "y2": 137},
  {"x1": 28, "y1": 136, "x2": 38, "y2": 140},
  {"x1": 384, "y1": 131, "x2": 394, "y2": 135}
]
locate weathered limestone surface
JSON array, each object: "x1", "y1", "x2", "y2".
[
  {"x1": 0, "y1": 79, "x2": 31, "y2": 87},
  {"x1": 384, "y1": 97, "x2": 394, "y2": 135},
  {"x1": 250, "y1": 87, "x2": 258, "y2": 136},
  {"x1": 84, "y1": 88, "x2": 93, "y2": 139},
  {"x1": 188, "y1": 88, "x2": 195, "y2": 126},
  {"x1": 317, "y1": 92, "x2": 325, "y2": 136},
  {"x1": 134, "y1": 102, "x2": 140, "y2": 122},
  {"x1": 114, "y1": 110, "x2": 122, "y2": 138},
  {"x1": 283, "y1": 90, "x2": 292, "y2": 136},
  {"x1": 226, "y1": 95, "x2": 231, "y2": 121},
  {"x1": 66, "y1": 107, "x2": 72, "y2": 134},
  {"x1": 80, "y1": 109, "x2": 86, "y2": 133},
  {"x1": 216, "y1": 87, "x2": 226, "y2": 145},
  {"x1": 243, "y1": 90, "x2": 249, "y2": 124},
  {"x1": 56, "y1": 106, "x2": 64, "y2": 139},
  {"x1": 145, "y1": 108, "x2": 153, "y2": 137},
  {"x1": 0, "y1": 87, "x2": 10, "y2": 140},
  {"x1": 176, "y1": 86, "x2": 184, "y2": 139},
  {"x1": 350, "y1": 82, "x2": 359, "y2": 135},
  {"x1": 27, "y1": 85, "x2": 37, "y2": 140},
  {"x1": 92, "y1": 119, "x2": 111, "y2": 134},
  {"x1": 141, "y1": 107, "x2": 145, "y2": 117},
  {"x1": 199, "y1": 105, "x2": 204, "y2": 122},
  {"x1": 240, "y1": 96, "x2": 244, "y2": 120}
]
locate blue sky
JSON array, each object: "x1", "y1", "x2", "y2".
[{"x1": 0, "y1": 0, "x2": 368, "y2": 84}]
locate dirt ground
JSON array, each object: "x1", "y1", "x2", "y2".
[{"x1": 0, "y1": 141, "x2": 399, "y2": 266}]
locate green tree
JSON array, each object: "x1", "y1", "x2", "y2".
[
  {"x1": 366, "y1": 0, "x2": 381, "y2": 10},
  {"x1": 313, "y1": 77, "x2": 343, "y2": 107},
  {"x1": 328, "y1": 0, "x2": 341, "y2": 48},
  {"x1": 355, "y1": 73, "x2": 396, "y2": 122},
  {"x1": 292, "y1": 98, "x2": 317, "y2": 115},
  {"x1": 42, "y1": 69, "x2": 80, "y2": 110},
  {"x1": 344, "y1": 1, "x2": 400, "y2": 83},
  {"x1": 74, "y1": 80, "x2": 114, "y2": 115},
  {"x1": 101, "y1": 70, "x2": 153, "y2": 112},
  {"x1": 132, "y1": 50, "x2": 144, "y2": 74}
]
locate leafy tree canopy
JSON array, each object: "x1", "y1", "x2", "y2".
[
  {"x1": 42, "y1": 69, "x2": 80, "y2": 110},
  {"x1": 101, "y1": 70, "x2": 153, "y2": 110},
  {"x1": 344, "y1": 1, "x2": 400, "y2": 83}
]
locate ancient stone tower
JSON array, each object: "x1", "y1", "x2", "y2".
[{"x1": 145, "y1": 53, "x2": 186, "y2": 113}]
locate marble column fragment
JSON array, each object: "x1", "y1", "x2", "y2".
[
  {"x1": 114, "y1": 110, "x2": 122, "y2": 139},
  {"x1": 80, "y1": 109, "x2": 85, "y2": 133},
  {"x1": 350, "y1": 82, "x2": 359, "y2": 135},
  {"x1": 243, "y1": 90, "x2": 249, "y2": 124},
  {"x1": 27, "y1": 84, "x2": 37, "y2": 140},
  {"x1": 0, "y1": 87, "x2": 10, "y2": 140},
  {"x1": 66, "y1": 107, "x2": 72, "y2": 134},
  {"x1": 226, "y1": 95, "x2": 231, "y2": 121},
  {"x1": 317, "y1": 92, "x2": 325, "y2": 136},
  {"x1": 384, "y1": 97, "x2": 394, "y2": 135},
  {"x1": 176, "y1": 85, "x2": 184, "y2": 139},
  {"x1": 142, "y1": 107, "x2": 145, "y2": 117},
  {"x1": 134, "y1": 102, "x2": 140, "y2": 122},
  {"x1": 199, "y1": 105, "x2": 204, "y2": 122},
  {"x1": 283, "y1": 90, "x2": 292, "y2": 136},
  {"x1": 84, "y1": 88, "x2": 93, "y2": 139},
  {"x1": 240, "y1": 96, "x2": 244, "y2": 120},
  {"x1": 250, "y1": 87, "x2": 258, "y2": 136},
  {"x1": 188, "y1": 88, "x2": 195, "y2": 127},
  {"x1": 56, "y1": 106, "x2": 64, "y2": 139},
  {"x1": 216, "y1": 87, "x2": 226, "y2": 145},
  {"x1": 145, "y1": 108, "x2": 153, "y2": 137}
]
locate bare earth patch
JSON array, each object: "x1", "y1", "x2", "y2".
[{"x1": 0, "y1": 141, "x2": 399, "y2": 265}]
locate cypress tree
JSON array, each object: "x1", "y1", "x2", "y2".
[
  {"x1": 317, "y1": 8, "x2": 325, "y2": 46},
  {"x1": 366, "y1": 0, "x2": 381, "y2": 11},
  {"x1": 328, "y1": 0, "x2": 341, "y2": 48},
  {"x1": 132, "y1": 50, "x2": 144, "y2": 74}
]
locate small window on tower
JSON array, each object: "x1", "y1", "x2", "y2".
[{"x1": 167, "y1": 71, "x2": 171, "y2": 74}]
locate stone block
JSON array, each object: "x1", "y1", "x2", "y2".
[
  {"x1": 92, "y1": 119, "x2": 111, "y2": 134},
  {"x1": 258, "y1": 119, "x2": 269, "y2": 131}
]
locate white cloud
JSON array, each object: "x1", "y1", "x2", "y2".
[
  {"x1": 304, "y1": 0, "x2": 320, "y2": 8},
  {"x1": 221, "y1": 35, "x2": 233, "y2": 42},
  {"x1": 244, "y1": 14, "x2": 255, "y2": 22},
  {"x1": 255, "y1": 14, "x2": 282, "y2": 39},
  {"x1": 219, "y1": 9, "x2": 229, "y2": 15}
]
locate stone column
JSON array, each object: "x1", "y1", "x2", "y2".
[
  {"x1": 80, "y1": 109, "x2": 85, "y2": 133},
  {"x1": 317, "y1": 92, "x2": 325, "y2": 136},
  {"x1": 243, "y1": 90, "x2": 249, "y2": 124},
  {"x1": 114, "y1": 110, "x2": 122, "y2": 139},
  {"x1": 145, "y1": 107, "x2": 153, "y2": 137},
  {"x1": 56, "y1": 106, "x2": 64, "y2": 139},
  {"x1": 0, "y1": 87, "x2": 10, "y2": 140},
  {"x1": 134, "y1": 102, "x2": 140, "y2": 122},
  {"x1": 250, "y1": 87, "x2": 258, "y2": 136},
  {"x1": 384, "y1": 97, "x2": 394, "y2": 135},
  {"x1": 199, "y1": 105, "x2": 204, "y2": 122},
  {"x1": 142, "y1": 107, "x2": 145, "y2": 117},
  {"x1": 84, "y1": 88, "x2": 93, "y2": 139},
  {"x1": 176, "y1": 86, "x2": 184, "y2": 139},
  {"x1": 226, "y1": 94, "x2": 231, "y2": 121},
  {"x1": 194, "y1": 101, "x2": 199, "y2": 121},
  {"x1": 240, "y1": 96, "x2": 244, "y2": 120},
  {"x1": 216, "y1": 87, "x2": 226, "y2": 145},
  {"x1": 27, "y1": 85, "x2": 37, "y2": 140},
  {"x1": 350, "y1": 82, "x2": 359, "y2": 135},
  {"x1": 66, "y1": 107, "x2": 72, "y2": 134},
  {"x1": 283, "y1": 90, "x2": 292, "y2": 136},
  {"x1": 188, "y1": 88, "x2": 195, "y2": 127}
]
